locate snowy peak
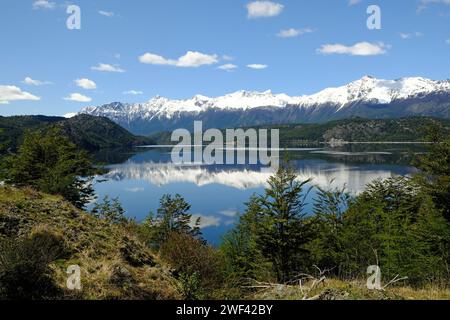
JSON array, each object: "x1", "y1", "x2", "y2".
[
  {"x1": 80, "y1": 76, "x2": 450, "y2": 122},
  {"x1": 303, "y1": 76, "x2": 450, "y2": 107}
]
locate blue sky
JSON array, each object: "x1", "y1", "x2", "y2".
[{"x1": 0, "y1": 0, "x2": 449, "y2": 116}]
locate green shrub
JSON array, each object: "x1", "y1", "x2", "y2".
[
  {"x1": 0, "y1": 230, "x2": 67, "y2": 300},
  {"x1": 160, "y1": 232, "x2": 224, "y2": 299}
]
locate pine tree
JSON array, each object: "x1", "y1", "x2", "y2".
[
  {"x1": 414, "y1": 127, "x2": 450, "y2": 220},
  {"x1": 220, "y1": 196, "x2": 272, "y2": 281},
  {"x1": 243, "y1": 163, "x2": 313, "y2": 283},
  {"x1": 153, "y1": 194, "x2": 201, "y2": 245},
  {"x1": 0, "y1": 128, "x2": 97, "y2": 208},
  {"x1": 92, "y1": 196, "x2": 127, "y2": 224},
  {"x1": 309, "y1": 183, "x2": 353, "y2": 277}
]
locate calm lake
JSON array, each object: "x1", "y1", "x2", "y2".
[{"x1": 91, "y1": 144, "x2": 422, "y2": 245}]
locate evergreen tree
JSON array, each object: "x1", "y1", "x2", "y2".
[
  {"x1": 414, "y1": 127, "x2": 450, "y2": 220},
  {"x1": 240, "y1": 163, "x2": 313, "y2": 283},
  {"x1": 308, "y1": 183, "x2": 353, "y2": 277},
  {"x1": 92, "y1": 196, "x2": 127, "y2": 224},
  {"x1": 152, "y1": 194, "x2": 201, "y2": 245},
  {"x1": 338, "y1": 177, "x2": 450, "y2": 285},
  {"x1": 220, "y1": 196, "x2": 272, "y2": 281},
  {"x1": 0, "y1": 128, "x2": 97, "y2": 208}
]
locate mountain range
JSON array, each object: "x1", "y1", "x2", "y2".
[{"x1": 80, "y1": 76, "x2": 450, "y2": 135}]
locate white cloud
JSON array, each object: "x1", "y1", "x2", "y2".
[
  {"x1": 190, "y1": 214, "x2": 221, "y2": 229},
  {"x1": 219, "y1": 210, "x2": 238, "y2": 217},
  {"x1": 75, "y1": 78, "x2": 97, "y2": 90},
  {"x1": 348, "y1": 0, "x2": 361, "y2": 6},
  {"x1": 99, "y1": 10, "x2": 114, "y2": 17},
  {"x1": 123, "y1": 90, "x2": 143, "y2": 95},
  {"x1": 277, "y1": 28, "x2": 314, "y2": 38},
  {"x1": 23, "y1": 77, "x2": 52, "y2": 86},
  {"x1": 247, "y1": 64, "x2": 268, "y2": 69},
  {"x1": 63, "y1": 112, "x2": 77, "y2": 118},
  {"x1": 222, "y1": 55, "x2": 234, "y2": 61},
  {"x1": 247, "y1": 1, "x2": 284, "y2": 18},
  {"x1": 63, "y1": 93, "x2": 92, "y2": 103},
  {"x1": 446, "y1": 39, "x2": 450, "y2": 44},
  {"x1": 400, "y1": 32, "x2": 424, "y2": 39},
  {"x1": 91, "y1": 63, "x2": 125, "y2": 73},
  {"x1": 218, "y1": 64, "x2": 238, "y2": 71},
  {"x1": 139, "y1": 51, "x2": 218, "y2": 68},
  {"x1": 33, "y1": 0, "x2": 55, "y2": 10},
  {"x1": 0, "y1": 85, "x2": 41, "y2": 104},
  {"x1": 317, "y1": 42, "x2": 389, "y2": 56},
  {"x1": 418, "y1": 0, "x2": 450, "y2": 12},
  {"x1": 400, "y1": 33, "x2": 410, "y2": 40}
]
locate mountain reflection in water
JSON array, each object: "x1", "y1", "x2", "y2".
[{"x1": 92, "y1": 147, "x2": 419, "y2": 245}]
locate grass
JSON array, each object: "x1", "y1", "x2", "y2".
[
  {"x1": 250, "y1": 278, "x2": 450, "y2": 300},
  {"x1": 0, "y1": 186, "x2": 180, "y2": 300},
  {"x1": 1, "y1": 186, "x2": 448, "y2": 300}
]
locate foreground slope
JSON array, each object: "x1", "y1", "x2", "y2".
[{"x1": 0, "y1": 186, "x2": 179, "y2": 300}]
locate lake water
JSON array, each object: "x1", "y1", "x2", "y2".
[{"x1": 92, "y1": 145, "x2": 421, "y2": 245}]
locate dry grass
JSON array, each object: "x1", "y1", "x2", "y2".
[
  {"x1": 249, "y1": 278, "x2": 450, "y2": 300},
  {"x1": 0, "y1": 186, "x2": 181, "y2": 300}
]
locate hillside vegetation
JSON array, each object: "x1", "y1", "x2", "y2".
[
  {"x1": 0, "y1": 186, "x2": 179, "y2": 300},
  {"x1": 0, "y1": 119, "x2": 449, "y2": 301},
  {"x1": 151, "y1": 117, "x2": 450, "y2": 146},
  {"x1": 0, "y1": 114, "x2": 153, "y2": 154}
]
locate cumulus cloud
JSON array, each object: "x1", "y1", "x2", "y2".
[
  {"x1": 139, "y1": 51, "x2": 218, "y2": 68},
  {"x1": 348, "y1": 0, "x2": 362, "y2": 6},
  {"x1": 218, "y1": 64, "x2": 238, "y2": 71},
  {"x1": 99, "y1": 10, "x2": 114, "y2": 17},
  {"x1": 190, "y1": 214, "x2": 221, "y2": 229},
  {"x1": 277, "y1": 28, "x2": 314, "y2": 38},
  {"x1": 0, "y1": 85, "x2": 41, "y2": 104},
  {"x1": 247, "y1": 1, "x2": 284, "y2": 18},
  {"x1": 63, "y1": 93, "x2": 92, "y2": 103},
  {"x1": 317, "y1": 42, "x2": 389, "y2": 56},
  {"x1": 23, "y1": 77, "x2": 52, "y2": 86},
  {"x1": 123, "y1": 90, "x2": 143, "y2": 95},
  {"x1": 247, "y1": 64, "x2": 268, "y2": 69},
  {"x1": 91, "y1": 63, "x2": 125, "y2": 73},
  {"x1": 33, "y1": 0, "x2": 55, "y2": 10},
  {"x1": 75, "y1": 78, "x2": 97, "y2": 90}
]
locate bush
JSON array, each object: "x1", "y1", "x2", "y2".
[
  {"x1": 0, "y1": 128, "x2": 97, "y2": 209},
  {"x1": 160, "y1": 232, "x2": 224, "y2": 299},
  {"x1": 92, "y1": 196, "x2": 127, "y2": 224},
  {"x1": 0, "y1": 229, "x2": 67, "y2": 300}
]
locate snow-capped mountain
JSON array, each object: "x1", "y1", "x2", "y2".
[{"x1": 81, "y1": 76, "x2": 450, "y2": 135}]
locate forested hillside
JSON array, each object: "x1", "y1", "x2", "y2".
[
  {"x1": 151, "y1": 117, "x2": 450, "y2": 146},
  {"x1": 0, "y1": 114, "x2": 153, "y2": 154}
]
